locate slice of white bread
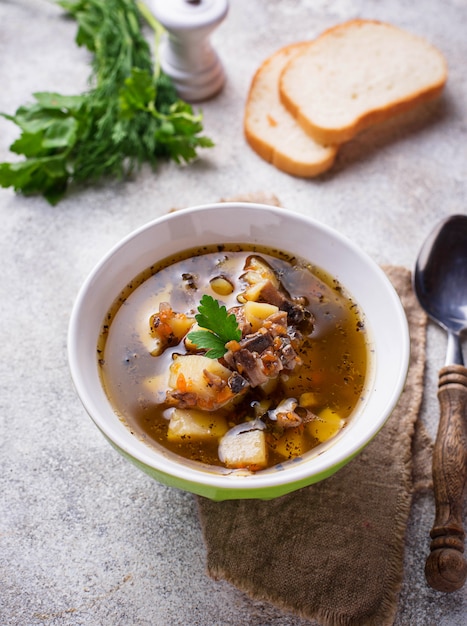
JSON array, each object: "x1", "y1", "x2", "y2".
[
  {"x1": 244, "y1": 42, "x2": 338, "y2": 178},
  {"x1": 279, "y1": 20, "x2": 447, "y2": 145}
]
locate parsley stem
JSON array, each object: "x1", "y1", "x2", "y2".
[{"x1": 137, "y1": 1, "x2": 165, "y2": 81}]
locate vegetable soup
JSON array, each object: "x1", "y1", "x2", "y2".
[{"x1": 98, "y1": 244, "x2": 369, "y2": 473}]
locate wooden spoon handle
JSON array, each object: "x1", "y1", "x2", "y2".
[{"x1": 425, "y1": 364, "x2": 467, "y2": 592}]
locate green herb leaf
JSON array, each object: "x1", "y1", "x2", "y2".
[
  {"x1": 195, "y1": 295, "x2": 242, "y2": 343},
  {"x1": 42, "y1": 118, "x2": 79, "y2": 149},
  {"x1": 32, "y1": 92, "x2": 86, "y2": 112},
  {"x1": 118, "y1": 67, "x2": 156, "y2": 117},
  {"x1": 186, "y1": 330, "x2": 228, "y2": 360},
  {"x1": 187, "y1": 295, "x2": 241, "y2": 358}
]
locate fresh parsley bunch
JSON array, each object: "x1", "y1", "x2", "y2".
[{"x1": 0, "y1": 0, "x2": 213, "y2": 204}]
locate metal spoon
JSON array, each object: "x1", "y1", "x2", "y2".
[{"x1": 414, "y1": 214, "x2": 467, "y2": 592}]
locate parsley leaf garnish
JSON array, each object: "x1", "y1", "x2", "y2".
[{"x1": 187, "y1": 295, "x2": 241, "y2": 359}]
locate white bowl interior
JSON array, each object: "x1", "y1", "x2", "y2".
[{"x1": 68, "y1": 203, "x2": 410, "y2": 493}]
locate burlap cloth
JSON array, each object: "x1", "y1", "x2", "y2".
[{"x1": 196, "y1": 197, "x2": 432, "y2": 626}]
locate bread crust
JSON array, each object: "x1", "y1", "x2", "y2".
[
  {"x1": 244, "y1": 42, "x2": 338, "y2": 178},
  {"x1": 279, "y1": 19, "x2": 448, "y2": 145}
]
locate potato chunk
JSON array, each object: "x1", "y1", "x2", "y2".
[
  {"x1": 238, "y1": 255, "x2": 281, "y2": 303},
  {"x1": 149, "y1": 303, "x2": 194, "y2": 356},
  {"x1": 243, "y1": 255, "x2": 279, "y2": 287},
  {"x1": 238, "y1": 278, "x2": 269, "y2": 303},
  {"x1": 167, "y1": 408, "x2": 228, "y2": 442},
  {"x1": 273, "y1": 427, "x2": 306, "y2": 459},
  {"x1": 168, "y1": 354, "x2": 235, "y2": 410},
  {"x1": 243, "y1": 301, "x2": 279, "y2": 332},
  {"x1": 218, "y1": 422, "x2": 268, "y2": 470},
  {"x1": 307, "y1": 407, "x2": 344, "y2": 443},
  {"x1": 210, "y1": 276, "x2": 234, "y2": 296}
]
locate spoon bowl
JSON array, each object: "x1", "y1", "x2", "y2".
[
  {"x1": 415, "y1": 214, "x2": 467, "y2": 365},
  {"x1": 414, "y1": 214, "x2": 467, "y2": 592}
]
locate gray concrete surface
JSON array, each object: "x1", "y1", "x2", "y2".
[{"x1": 1, "y1": 1, "x2": 466, "y2": 624}]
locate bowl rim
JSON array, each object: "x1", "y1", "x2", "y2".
[{"x1": 68, "y1": 202, "x2": 410, "y2": 492}]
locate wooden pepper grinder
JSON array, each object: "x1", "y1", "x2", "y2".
[{"x1": 148, "y1": 0, "x2": 229, "y2": 102}]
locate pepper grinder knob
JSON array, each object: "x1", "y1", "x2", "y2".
[{"x1": 149, "y1": 0, "x2": 229, "y2": 102}]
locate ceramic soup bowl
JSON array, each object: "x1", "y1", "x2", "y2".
[{"x1": 68, "y1": 203, "x2": 409, "y2": 500}]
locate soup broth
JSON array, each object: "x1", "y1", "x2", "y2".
[{"x1": 98, "y1": 244, "x2": 369, "y2": 472}]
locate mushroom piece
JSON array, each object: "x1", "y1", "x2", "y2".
[
  {"x1": 268, "y1": 398, "x2": 317, "y2": 428},
  {"x1": 223, "y1": 311, "x2": 302, "y2": 388},
  {"x1": 254, "y1": 279, "x2": 310, "y2": 327}
]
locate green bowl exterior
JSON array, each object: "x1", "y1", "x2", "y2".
[{"x1": 104, "y1": 433, "x2": 364, "y2": 501}]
